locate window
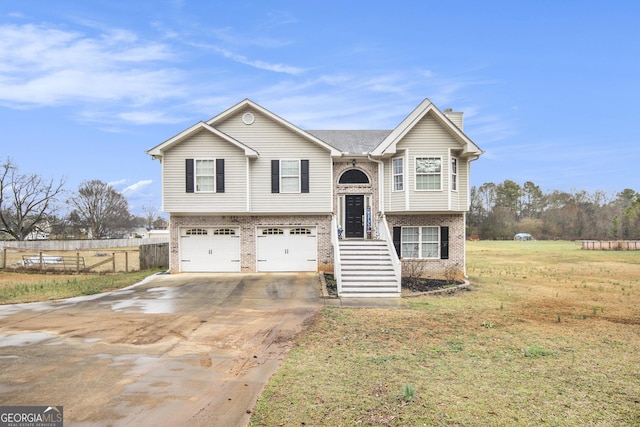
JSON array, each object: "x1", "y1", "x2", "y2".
[
  {"x1": 339, "y1": 169, "x2": 369, "y2": 184},
  {"x1": 290, "y1": 227, "x2": 312, "y2": 235},
  {"x1": 212, "y1": 228, "x2": 236, "y2": 235},
  {"x1": 186, "y1": 228, "x2": 208, "y2": 236},
  {"x1": 186, "y1": 158, "x2": 224, "y2": 193},
  {"x1": 280, "y1": 160, "x2": 300, "y2": 193},
  {"x1": 415, "y1": 157, "x2": 442, "y2": 191},
  {"x1": 271, "y1": 160, "x2": 309, "y2": 193},
  {"x1": 451, "y1": 158, "x2": 458, "y2": 191},
  {"x1": 195, "y1": 159, "x2": 215, "y2": 192},
  {"x1": 392, "y1": 157, "x2": 404, "y2": 191},
  {"x1": 401, "y1": 226, "x2": 440, "y2": 258},
  {"x1": 262, "y1": 228, "x2": 284, "y2": 235}
]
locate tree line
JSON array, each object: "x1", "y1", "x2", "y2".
[
  {"x1": 0, "y1": 158, "x2": 164, "y2": 241},
  {"x1": 467, "y1": 180, "x2": 640, "y2": 240}
]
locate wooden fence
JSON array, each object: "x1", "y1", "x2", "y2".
[
  {"x1": 2, "y1": 247, "x2": 137, "y2": 272},
  {"x1": 0, "y1": 237, "x2": 168, "y2": 252},
  {"x1": 139, "y1": 243, "x2": 169, "y2": 270},
  {"x1": 581, "y1": 240, "x2": 640, "y2": 250}
]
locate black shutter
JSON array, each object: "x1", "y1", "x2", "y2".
[
  {"x1": 301, "y1": 160, "x2": 309, "y2": 193},
  {"x1": 216, "y1": 159, "x2": 225, "y2": 193},
  {"x1": 185, "y1": 159, "x2": 194, "y2": 193},
  {"x1": 393, "y1": 226, "x2": 402, "y2": 258},
  {"x1": 440, "y1": 226, "x2": 449, "y2": 260},
  {"x1": 271, "y1": 160, "x2": 280, "y2": 193}
]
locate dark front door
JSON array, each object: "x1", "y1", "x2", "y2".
[{"x1": 345, "y1": 195, "x2": 364, "y2": 238}]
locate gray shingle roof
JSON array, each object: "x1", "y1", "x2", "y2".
[{"x1": 306, "y1": 130, "x2": 392, "y2": 155}]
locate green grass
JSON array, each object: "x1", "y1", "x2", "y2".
[
  {"x1": 250, "y1": 241, "x2": 640, "y2": 426},
  {"x1": 0, "y1": 269, "x2": 162, "y2": 304}
]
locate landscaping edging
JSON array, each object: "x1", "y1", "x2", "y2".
[{"x1": 401, "y1": 280, "x2": 471, "y2": 297}]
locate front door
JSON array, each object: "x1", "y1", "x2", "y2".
[{"x1": 345, "y1": 195, "x2": 364, "y2": 238}]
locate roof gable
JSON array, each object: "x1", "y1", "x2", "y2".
[
  {"x1": 370, "y1": 99, "x2": 483, "y2": 157},
  {"x1": 146, "y1": 121, "x2": 259, "y2": 158},
  {"x1": 206, "y1": 99, "x2": 341, "y2": 156}
]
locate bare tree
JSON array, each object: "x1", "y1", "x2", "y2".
[
  {"x1": 67, "y1": 180, "x2": 132, "y2": 239},
  {"x1": 0, "y1": 158, "x2": 66, "y2": 240},
  {"x1": 142, "y1": 205, "x2": 159, "y2": 230}
]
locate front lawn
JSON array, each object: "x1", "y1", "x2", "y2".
[
  {"x1": 250, "y1": 241, "x2": 640, "y2": 426},
  {"x1": 0, "y1": 269, "x2": 162, "y2": 304}
]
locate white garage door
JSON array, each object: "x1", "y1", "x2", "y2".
[
  {"x1": 180, "y1": 227, "x2": 241, "y2": 272},
  {"x1": 256, "y1": 226, "x2": 317, "y2": 272}
]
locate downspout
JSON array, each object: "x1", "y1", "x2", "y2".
[{"x1": 464, "y1": 154, "x2": 481, "y2": 278}]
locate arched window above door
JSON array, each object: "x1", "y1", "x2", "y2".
[{"x1": 339, "y1": 169, "x2": 370, "y2": 184}]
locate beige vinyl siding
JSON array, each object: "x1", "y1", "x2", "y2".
[
  {"x1": 162, "y1": 130, "x2": 248, "y2": 213},
  {"x1": 386, "y1": 153, "x2": 408, "y2": 211},
  {"x1": 385, "y1": 112, "x2": 465, "y2": 212},
  {"x1": 450, "y1": 157, "x2": 470, "y2": 211},
  {"x1": 217, "y1": 108, "x2": 333, "y2": 213}
]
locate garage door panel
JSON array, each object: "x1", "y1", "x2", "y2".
[
  {"x1": 256, "y1": 226, "x2": 317, "y2": 272},
  {"x1": 180, "y1": 227, "x2": 241, "y2": 272}
]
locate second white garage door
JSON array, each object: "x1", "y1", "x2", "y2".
[
  {"x1": 256, "y1": 226, "x2": 317, "y2": 272},
  {"x1": 180, "y1": 227, "x2": 241, "y2": 272}
]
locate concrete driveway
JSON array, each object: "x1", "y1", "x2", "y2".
[{"x1": 0, "y1": 273, "x2": 322, "y2": 426}]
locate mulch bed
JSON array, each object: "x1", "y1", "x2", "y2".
[{"x1": 323, "y1": 274, "x2": 465, "y2": 297}]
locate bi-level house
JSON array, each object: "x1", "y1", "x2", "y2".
[{"x1": 146, "y1": 98, "x2": 482, "y2": 297}]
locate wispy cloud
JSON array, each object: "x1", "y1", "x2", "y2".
[
  {"x1": 0, "y1": 23, "x2": 183, "y2": 108},
  {"x1": 122, "y1": 180, "x2": 153, "y2": 196},
  {"x1": 108, "y1": 179, "x2": 128, "y2": 187},
  {"x1": 193, "y1": 43, "x2": 304, "y2": 75}
]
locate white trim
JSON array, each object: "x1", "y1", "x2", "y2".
[
  {"x1": 405, "y1": 149, "x2": 410, "y2": 210},
  {"x1": 371, "y1": 98, "x2": 483, "y2": 157},
  {"x1": 451, "y1": 155, "x2": 459, "y2": 193},
  {"x1": 391, "y1": 156, "x2": 404, "y2": 192},
  {"x1": 329, "y1": 157, "x2": 334, "y2": 212},
  {"x1": 147, "y1": 121, "x2": 259, "y2": 158},
  {"x1": 279, "y1": 159, "x2": 301, "y2": 193},
  {"x1": 194, "y1": 158, "x2": 216, "y2": 193},
  {"x1": 246, "y1": 157, "x2": 251, "y2": 212},
  {"x1": 400, "y1": 225, "x2": 440, "y2": 259}
]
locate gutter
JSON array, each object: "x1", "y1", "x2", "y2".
[
  {"x1": 367, "y1": 155, "x2": 384, "y2": 216},
  {"x1": 463, "y1": 154, "x2": 481, "y2": 278}
]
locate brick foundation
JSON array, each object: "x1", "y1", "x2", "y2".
[{"x1": 385, "y1": 213, "x2": 466, "y2": 280}]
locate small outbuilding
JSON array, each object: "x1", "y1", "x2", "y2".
[{"x1": 514, "y1": 233, "x2": 534, "y2": 241}]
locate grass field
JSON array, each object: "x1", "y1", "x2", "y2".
[
  {"x1": 0, "y1": 269, "x2": 161, "y2": 304},
  {"x1": 250, "y1": 241, "x2": 640, "y2": 426}
]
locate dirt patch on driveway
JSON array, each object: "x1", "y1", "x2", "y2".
[{"x1": 0, "y1": 273, "x2": 321, "y2": 426}]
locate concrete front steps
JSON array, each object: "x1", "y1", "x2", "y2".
[{"x1": 337, "y1": 239, "x2": 401, "y2": 297}]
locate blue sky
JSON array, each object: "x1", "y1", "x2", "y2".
[{"x1": 1, "y1": 1, "x2": 638, "y2": 214}]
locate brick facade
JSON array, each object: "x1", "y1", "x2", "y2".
[{"x1": 385, "y1": 213, "x2": 466, "y2": 280}]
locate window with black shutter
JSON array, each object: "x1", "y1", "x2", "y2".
[{"x1": 186, "y1": 159, "x2": 194, "y2": 193}]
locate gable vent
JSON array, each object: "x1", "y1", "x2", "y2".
[{"x1": 242, "y1": 112, "x2": 255, "y2": 125}]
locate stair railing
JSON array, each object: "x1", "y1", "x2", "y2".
[
  {"x1": 330, "y1": 215, "x2": 343, "y2": 294},
  {"x1": 377, "y1": 215, "x2": 402, "y2": 290}
]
